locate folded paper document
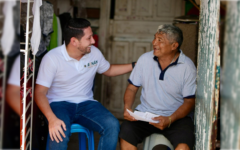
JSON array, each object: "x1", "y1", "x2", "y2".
[{"x1": 127, "y1": 109, "x2": 160, "y2": 123}]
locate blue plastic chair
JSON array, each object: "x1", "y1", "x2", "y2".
[{"x1": 46, "y1": 124, "x2": 94, "y2": 150}]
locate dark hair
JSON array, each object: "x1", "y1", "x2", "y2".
[
  {"x1": 157, "y1": 24, "x2": 183, "y2": 50},
  {"x1": 63, "y1": 18, "x2": 91, "y2": 45}
]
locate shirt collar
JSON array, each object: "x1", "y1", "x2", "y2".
[
  {"x1": 152, "y1": 49, "x2": 186, "y2": 64},
  {"x1": 177, "y1": 49, "x2": 185, "y2": 64},
  {"x1": 61, "y1": 43, "x2": 73, "y2": 61},
  {"x1": 61, "y1": 43, "x2": 89, "y2": 61}
]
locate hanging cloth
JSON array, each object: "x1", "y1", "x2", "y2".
[
  {"x1": 8, "y1": 3, "x2": 20, "y2": 57},
  {"x1": 36, "y1": 1, "x2": 54, "y2": 57},
  {"x1": 31, "y1": 0, "x2": 42, "y2": 55},
  {"x1": 56, "y1": 16, "x2": 62, "y2": 46},
  {"x1": 47, "y1": 14, "x2": 58, "y2": 51},
  {"x1": 1, "y1": 1, "x2": 16, "y2": 55}
]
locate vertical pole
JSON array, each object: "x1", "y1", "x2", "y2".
[
  {"x1": 221, "y1": 1, "x2": 240, "y2": 149},
  {"x1": 0, "y1": 1, "x2": 6, "y2": 148},
  {"x1": 21, "y1": 0, "x2": 31, "y2": 149},
  {"x1": 0, "y1": 56, "x2": 7, "y2": 148},
  {"x1": 194, "y1": 0, "x2": 220, "y2": 150},
  {"x1": 30, "y1": 55, "x2": 35, "y2": 150}
]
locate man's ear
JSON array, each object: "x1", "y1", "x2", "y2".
[
  {"x1": 171, "y1": 42, "x2": 179, "y2": 51},
  {"x1": 70, "y1": 37, "x2": 78, "y2": 46}
]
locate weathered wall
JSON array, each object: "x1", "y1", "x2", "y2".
[
  {"x1": 194, "y1": 0, "x2": 220, "y2": 150},
  {"x1": 221, "y1": 1, "x2": 240, "y2": 149}
]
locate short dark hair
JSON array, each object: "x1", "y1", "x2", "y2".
[
  {"x1": 63, "y1": 18, "x2": 91, "y2": 46},
  {"x1": 157, "y1": 24, "x2": 183, "y2": 50}
]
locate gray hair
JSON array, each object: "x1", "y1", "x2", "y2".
[{"x1": 157, "y1": 24, "x2": 183, "y2": 50}]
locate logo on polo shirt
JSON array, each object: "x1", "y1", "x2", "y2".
[{"x1": 86, "y1": 60, "x2": 98, "y2": 68}]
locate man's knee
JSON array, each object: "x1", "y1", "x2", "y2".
[
  {"x1": 49, "y1": 127, "x2": 71, "y2": 142},
  {"x1": 120, "y1": 138, "x2": 137, "y2": 150},
  {"x1": 48, "y1": 131, "x2": 71, "y2": 150},
  {"x1": 48, "y1": 121, "x2": 72, "y2": 144},
  {"x1": 102, "y1": 116, "x2": 120, "y2": 134},
  {"x1": 175, "y1": 143, "x2": 190, "y2": 150},
  {"x1": 119, "y1": 121, "x2": 140, "y2": 147},
  {"x1": 120, "y1": 121, "x2": 135, "y2": 134}
]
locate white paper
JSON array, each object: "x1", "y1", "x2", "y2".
[{"x1": 127, "y1": 109, "x2": 160, "y2": 123}]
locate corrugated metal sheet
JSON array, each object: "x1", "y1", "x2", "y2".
[
  {"x1": 194, "y1": 0, "x2": 220, "y2": 150},
  {"x1": 221, "y1": 1, "x2": 240, "y2": 149}
]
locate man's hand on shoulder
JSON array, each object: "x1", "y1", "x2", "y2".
[
  {"x1": 123, "y1": 108, "x2": 137, "y2": 122},
  {"x1": 48, "y1": 116, "x2": 67, "y2": 143},
  {"x1": 150, "y1": 116, "x2": 170, "y2": 130}
]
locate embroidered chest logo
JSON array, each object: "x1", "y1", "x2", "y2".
[{"x1": 85, "y1": 60, "x2": 98, "y2": 68}]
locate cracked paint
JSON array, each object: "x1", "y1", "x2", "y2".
[
  {"x1": 194, "y1": 0, "x2": 220, "y2": 150},
  {"x1": 221, "y1": 1, "x2": 240, "y2": 149}
]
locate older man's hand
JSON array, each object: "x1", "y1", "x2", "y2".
[
  {"x1": 123, "y1": 108, "x2": 137, "y2": 121},
  {"x1": 150, "y1": 116, "x2": 170, "y2": 130}
]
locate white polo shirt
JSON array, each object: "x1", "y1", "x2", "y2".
[
  {"x1": 129, "y1": 50, "x2": 197, "y2": 117},
  {"x1": 8, "y1": 55, "x2": 20, "y2": 86},
  {"x1": 36, "y1": 44, "x2": 110, "y2": 104}
]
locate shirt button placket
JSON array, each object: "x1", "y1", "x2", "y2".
[{"x1": 78, "y1": 60, "x2": 84, "y2": 72}]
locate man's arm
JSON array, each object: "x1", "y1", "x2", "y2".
[
  {"x1": 102, "y1": 64, "x2": 132, "y2": 77},
  {"x1": 35, "y1": 84, "x2": 66, "y2": 143},
  {"x1": 150, "y1": 98, "x2": 195, "y2": 130},
  {"x1": 123, "y1": 84, "x2": 139, "y2": 121},
  {"x1": 6, "y1": 84, "x2": 20, "y2": 116},
  {"x1": 171, "y1": 97, "x2": 195, "y2": 122}
]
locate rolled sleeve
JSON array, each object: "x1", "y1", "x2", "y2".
[
  {"x1": 97, "y1": 51, "x2": 110, "y2": 74},
  {"x1": 8, "y1": 55, "x2": 20, "y2": 87},
  {"x1": 36, "y1": 55, "x2": 57, "y2": 88},
  {"x1": 128, "y1": 57, "x2": 143, "y2": 87},
  {"x1": 182, "y1": 66, "x2": 197, "y2": 98}
]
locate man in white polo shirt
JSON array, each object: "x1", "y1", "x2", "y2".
[
  {"x1": 119, "y1": 25, "x2": 196, "y2": 150},
  {"x1": 35, "y1": 18, "x2": 134, "y2": 150}
]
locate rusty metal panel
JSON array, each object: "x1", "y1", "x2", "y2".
[
  {"x1": 194, "y1": 0, "x2": 220, "y2": 150},
  {"x1": 221, "y1": 1, "x2": 240, "y2": 149}
]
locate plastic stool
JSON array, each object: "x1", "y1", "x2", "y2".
[
  {"x1": 46, "y1": 124, "x2": 94, "y2": 150},
  {"x1": 143, "y1": 133, "x2": 174, "y2": 150}
]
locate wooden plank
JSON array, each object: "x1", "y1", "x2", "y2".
[
  {"x1": 221, "y1": 1, "x2": 240, "y2": 149},
  {"x1": 47, "y1": 0, "x2": 58, "y2": 15},
  {"x1": 86, "y1": 8, "x2": 100, "y2": 19},
  {"x1": 86, "y1": 0, "x2": 100, "y2": 8},
  {"x1": 99, "y1": 0, "x2": 111, "y2": 105},
  {"x1": 98, "y1": 0, "x2": 111, "y2": 55},
  {"x1": 194, "y1": 0, "x2": 220, "y2": 150}
]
